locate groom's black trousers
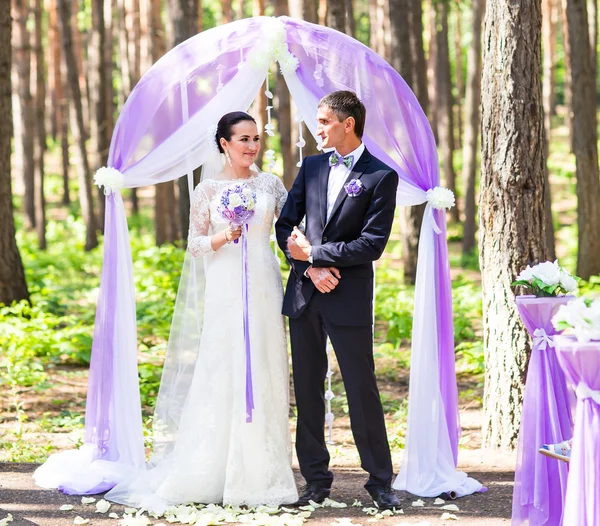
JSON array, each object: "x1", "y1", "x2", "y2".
[{"x1": 289, "y1": 293, "x2": 394, "y2": 490}]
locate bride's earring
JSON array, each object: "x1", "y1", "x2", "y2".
[{"x1": 225, "y1": 150, "x2": 232, "y2": 166}]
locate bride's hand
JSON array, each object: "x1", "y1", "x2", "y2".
[{"x1": 225, "y1": 225, "x2": 243, "y2": 242}]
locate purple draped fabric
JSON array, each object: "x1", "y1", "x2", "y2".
[
  {"x1": 282, "y1": 16, "x2": 460, "y2": 460},
  {"x1": 555, "y1": 335, "x2": 600, "y2": 526},
  {"x1": 51, "y1": 16, "x2": 463, "y2": 496},
  {"x1": 512, "y1": 296, "x2": 574, "y2": 526}
]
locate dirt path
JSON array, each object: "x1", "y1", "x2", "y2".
[{"x1": 1, "y1": 446, "x2": 516, "y2": 526}]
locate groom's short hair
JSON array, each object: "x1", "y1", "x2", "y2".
[{"x1": 319, "y1": 91, "x2": 366, "y2": 138}]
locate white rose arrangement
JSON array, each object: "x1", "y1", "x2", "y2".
[
  {"x1": 513, "y1": 260, "x2": 578, "y2": 297},
  {"x1": 552, "y1": 297, "x2": 600, "y2": 342}
]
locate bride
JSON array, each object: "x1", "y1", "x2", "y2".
[{"x1": 105, "y1": 111, "x2": 298, "y2": 511}]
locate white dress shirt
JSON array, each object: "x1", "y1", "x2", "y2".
[
  {"x1": 306, "y1": 142, "x2": 365, "y2": 268},
  {"x1": 326, "y1": 142, "x2": 365, "y2": 222}
]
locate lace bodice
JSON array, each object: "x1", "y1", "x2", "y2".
[{"x1": 188, "y1": 172, "x2": 287, "y2": 257}]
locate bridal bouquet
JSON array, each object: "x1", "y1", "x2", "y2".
[
  {"x1": 552, "y1": 297, "x2": 600, "y2": 342},
  {"x1": 513, "y1": 260, "x2": 578, "y2": 297},
  {"x1": 217, "y1": 182, "x2": 257, "y2": 244}
]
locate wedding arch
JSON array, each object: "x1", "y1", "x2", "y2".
[{"x1": 35, "y1": 16, "x2": 481, "y2": 499}]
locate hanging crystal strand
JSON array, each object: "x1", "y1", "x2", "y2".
[
  {"x1": 325, "y1": 338, "x2": 335, "y2": 445},
  {"x1": 263, "y1": 70, "x2": 276, "y2": 173},
  {"x1": 295, "y1": 112, "x2": 305, "y2": 168}
]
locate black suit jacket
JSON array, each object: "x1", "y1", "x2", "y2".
[{"x1": 275, "y1": 148, "x2": 398, "y2": 326}]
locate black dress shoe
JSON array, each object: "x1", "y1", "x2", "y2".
[
  {"x1": 367, "y1": 486, "x2": 401, "y2": 510},
  {"x1": 294, "y1": 483, "x2": 331, "y2": 506}
]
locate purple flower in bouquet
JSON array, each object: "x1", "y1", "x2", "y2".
[
  {"x1": 217, "y1": 182, "x2": 257, "y2": 243},
  {"x1": 344, "y1": 178, "x2": 364, "y2": 197}
]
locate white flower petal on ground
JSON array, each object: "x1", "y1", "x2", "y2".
[
  {"x1": 322, "y1": 498, "x2": 347, "y2": 508},
  {"x1": 60, "y1": 505, "x2": 74, "y2": 511},
  {"x1": 362, "y1": 507, "x2": 378, "y2": 515},
  {"x1": 352, "y1": 500, "x2": 362, "y2": 507},
  {"x1": 0, "y1": 514, "x2": 13, "y2": 526},
  {"x1": 441, "y1": 512, "x2": 459, "y2": 520},
  {"x1": 81, "y1": 497, "x2": 96, "y2": 505},
  {"x1": 441, "y1": 504, "x2": 459, "y2": 511},
  {"x1": 108, "y1": 513, "x2": 119, "y2": 519},
  {"x1": 380, "y1": 510, "x2": 393, "y2": 516},
  {"x1": 120, "y1": 513, "x2": 151, "y2": 526},
  {"x1": 298, "y1": 505, "x2": 315, "y2": 512},
  {"x1": 394, "y1": 509, "x2": 404, "y2": 514},
  {"x1": 411, "y1": 499, "x2": 425, "y2": 507},
  {"x1": 298, "y1": 511, "x2": 312, "y2": 519},
  {"x1": 433, "y1": 498, "x2": 445, "y2": 505},
  {"x1": 73, "y1": 517, "x2": 89, "y2": 525},
  {"x1": 123, "y1": 507, "x2": 138, "y2": 514},
  {"x1": 95, "y1": 499, "x2": 111, "y2": 513}
]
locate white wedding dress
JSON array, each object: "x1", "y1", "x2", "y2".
[{"x1": 106, "y1": 171, "x2": 298, "y2": 512}]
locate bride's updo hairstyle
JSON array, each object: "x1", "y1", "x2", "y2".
[{"x1": 215, "y1": 112, "x2": 257, "y2": 153}]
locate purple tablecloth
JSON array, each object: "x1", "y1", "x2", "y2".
[
  {"x1": 554, "y1": 335, "x2": 600, "y2": 526},
  {"x1": 512, "y1": 296, "x2": 574, "y2": 526}
]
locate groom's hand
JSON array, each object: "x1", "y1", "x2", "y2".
[
  {"x1": 307, "y1": 267, "x2": 341, "y2": 293},
  {"x1": 287, "y1": 228, "x2": 312, "y2": 261}
]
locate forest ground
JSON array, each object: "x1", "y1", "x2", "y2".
[{"x1": 0, "y1": 360, "x2": 516, "y2": 526}]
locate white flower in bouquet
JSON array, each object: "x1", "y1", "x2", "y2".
[
  {"x1": 513, "y1": 260, "x2": 578, "y2": 297},
  {"x1": 532, "y1": 261, "x2": 561, "y2": 286},
  {"x1": 552, "y1": 297, "x2": 600, "y2": 342},
  {"x1": 559, "y1": 270, "x2": 578, "y2": 293},
  {"x1": 228, "y1": 193, "x2": 242, "y2": 208}
]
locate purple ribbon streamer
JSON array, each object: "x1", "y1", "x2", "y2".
[{"x1": 242, "y1": 223, "x2": 254, "y2": 422}]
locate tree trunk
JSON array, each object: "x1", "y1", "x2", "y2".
[
  {"x1": 0, "y1": 1, "x2": 29, "y2": 304},
  {"x1": 167, "y1": 0, "x2": 193, "y2": 242},
  {"x1": 327, "y1": 0, "x2": 346, "y2": 32},
  {"x1": 275, "y1": 0, "x2": 294, "y2": 189},
  {"x1": 12, "y1": 0, "x2": 36, "y2": 230},
  {"x1": 560, "y1": 5, "x2": 574, "y2": 151},
  {"x1": 410, "y1": 0, "x2": 429, "y2": 116},
  {"x1": 104, "y1": 0, "x2": 115, "y2": 139},
  {"x1": 60, "y1": 56, "x2": 71, "y2": 206},
  {"x1": 368, "y1": 0, "x2": 385, "y2": 56},
  {"x1": 58, "y1": 0, "x2": 98, "y2": 251},
  {"x1": 71, "y1": 1, "x2": 89, "y2": 139},
  {"x1": 480, "y1": 0, "x2": 548, "y2": 449},
  {"x1": 435, "y1": 1, "x2": 459, "y2": 223},
  {"x1": 542, "y1": 0, "x2": 558, "y2": 259},
  {"x1": 454, "y1": 2, "x2": 463, "y2": 149},
  {"x1": 32, "y1": 0, "x2": 46, "y2": 249},
  {"x1": 588, "y1": 0, "x2": 597, "y2": 80},
  {"x1": 461, "y1": 0, "x2": 484, "y2": 257},
  {"x1": 426, "y1": 0, "x2": 437, "y2": 138},
  {"x1": 390, "y1": 0, "x2": 422, "y2": 284},
  {"x1": 345, "y1": 0, "x2": 355, "y2": 37},
  {"x1": 289, "y1": 0, "x2": 318, "y2": 22},
  {"x1": 221, "y1": 0, "x2": 233, "y2": 23},
  {"x1": 563, "y1": 0, "x2": 600, "y2": 279},
  {"x1": 90, "y1": 0, "x2": 110, "y2": 231},
  {"x1": 46, "y1": 0, "x2": 57, "y2": 140},
  {"x1": 251, "y1": 0, "x2": 267, "y2": 170}
]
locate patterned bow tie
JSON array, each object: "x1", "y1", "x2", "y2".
[{"x1": 329, "y1": 152, "x2": 354, "y2": 169}]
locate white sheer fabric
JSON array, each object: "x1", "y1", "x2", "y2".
[{"x1": 105, "y1": 172, "x2": 297, "y2": 512}]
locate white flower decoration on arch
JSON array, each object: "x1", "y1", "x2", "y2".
[{"x1": 93, "y1": 167, "x2": 125, "y2": 195}]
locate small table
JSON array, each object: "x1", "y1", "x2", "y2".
[
  {"x1": 512, "y1": 296, "x2": 573, "y2": 526},
  {"x1": 554, "y1": 335, "x2": 600, "y2": 526}
]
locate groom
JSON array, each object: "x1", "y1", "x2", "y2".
[{"x1": 276, "y1": 91, "x2": 400, "y2": 510}]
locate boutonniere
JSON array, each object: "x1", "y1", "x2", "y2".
[{"x1": 344, "y1": 179, "x2": 364, "y2": 197}]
